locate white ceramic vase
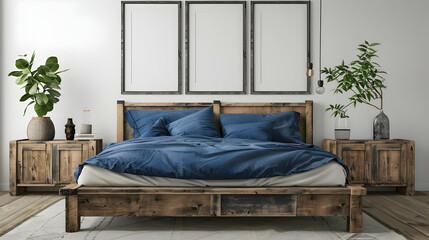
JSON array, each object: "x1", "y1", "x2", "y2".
[{"x1": 335, "y1": 116, "x2": 351, "y2": 140}]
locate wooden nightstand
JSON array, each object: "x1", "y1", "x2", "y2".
[
  {"x1": 9, "y1": 139, "x2": 102, "y2": 196},
  {"x1": 323, "y1": 139, "x2": 415, "y2": 195}
]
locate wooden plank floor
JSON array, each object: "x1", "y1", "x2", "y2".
[
  {"x1": 0, "y1": 191, "x2": 63, "y2": 236},
  {"x1": 363, "y1": 191, "x2": 429, "y2": 240}
]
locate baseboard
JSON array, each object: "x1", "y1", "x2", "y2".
[{"x1": 0, "y1": 182, "x2": 9, "y2": 192}]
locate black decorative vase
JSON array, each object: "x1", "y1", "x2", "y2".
[
  {"x1": 373, "y1": 110, "x2": 390, "y2": 140},
  {"x1": 65, "y1": 118, "x2": 76, "y2": 140}
]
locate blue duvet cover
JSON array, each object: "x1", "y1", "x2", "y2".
[{"x1": 74, "y1": 136, "x2": 348, "y2": 182}]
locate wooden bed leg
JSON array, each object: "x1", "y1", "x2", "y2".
[
  {"x1": 347, "y1": 185, "x2": 366, "y2": 233},
  {"x1": 61, "y1": 184, "x2": 81, "y2": 232},
  {"x1": 66, "y1": 195, "x2": 80, "y2": 232},
  {"x1": 347, "y1": 195, "x2": 362, "y2": 233}
]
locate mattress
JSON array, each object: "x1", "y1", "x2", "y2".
[{"x1": 77, "y1": 161, "x2": 346, "y2": 187}]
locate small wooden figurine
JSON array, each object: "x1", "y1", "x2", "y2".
[{"x1": 65, "y1": 118, "x2": 76, "y2": 140}]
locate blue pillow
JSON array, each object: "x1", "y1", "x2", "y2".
[
  {"x1": 223, "y1": 121, "x2": 274, "y2": 141},
  {"x1": 219, "y1": 111, "x2": 303, "y2": 143},
  {"x1": 125, "y1": 108, "x2": 201, "y2": 138},
  {"x1": 140, "y1": 118, "x2": 170, "y2": 138},
  {"x1": 167, "y1": 106, "x2": 221, "y2": 138}
]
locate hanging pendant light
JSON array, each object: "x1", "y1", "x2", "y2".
[
  {"x1": 316, "y1": 0, "x2": 325, "y2": 94},
  {"x1": 316, "y1": 80, "x2": 325, "y2": 94},
  {"x1": 305, "y1": 0, "x2": 313, "y2": 78},
  {"x1": 306, "y1": 63, "x2": 314, "y2": 77}
]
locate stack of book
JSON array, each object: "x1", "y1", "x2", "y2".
[{"x1": 74, "y1": 134, "x2": 96, "y2": 140}]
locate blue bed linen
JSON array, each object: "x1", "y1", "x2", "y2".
[
  {"x1": 74, "y1": 136, "x2": 348, "y2": 182},
  {"x1": 223, "y1": 121, "x2": 274, "y2": 141},
  {"x1": 140, "y1": 118, "x2": 170, "y2": 138},
  {"x1": 219, "y1": 111, "x2": 303, "y2": 144},
  {"x1": 167, "y1": 106, "x2": 220, "y2": 138},
  {"x1": 125, "y1": 108, "x2": 202, "y2": 138}
]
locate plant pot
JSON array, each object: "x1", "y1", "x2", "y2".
[
  {"x1": 335, "y1": 129, "x2": 351, "y2": 140},
  {"x1": 27, "y1": 117, "x2": 55, "y2": 141},
  {"x1": 373, "y1": 110, "x2": 390, "y2": 140},
  {"x1": 335, "y1": 116, "x2": 351, "y2": 140}
]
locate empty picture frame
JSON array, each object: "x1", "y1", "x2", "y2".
[
  {"x1": 121, "y1": 1, "x2": 181, "y2": 94},
  {"x1": 186, "y1": 1, "x2": 247, "y2": 94},
  {"x1": 251, "y1": 1, "x2": 310, "y2": 94}
]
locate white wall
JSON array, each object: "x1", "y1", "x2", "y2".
[
  {"x1": 0, "y1": 0, "x2": 428, "y2": 191},
  {"x1": 0, "y1": 0, "x2": 4, "y2": 191}
]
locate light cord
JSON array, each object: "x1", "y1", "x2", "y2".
[{"x1": 319, "y1": 0, "x2": 322, "y2": 80}]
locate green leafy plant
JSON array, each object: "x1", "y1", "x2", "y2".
[
  {"x1": 322, "y1": 41, "x2": 387, "y2": 118},
  {"x1": 9, "y1": 52, "x2": 68, "y2": 117}
]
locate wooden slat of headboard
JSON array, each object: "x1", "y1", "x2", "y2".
[
  {"x1": 117, "y1": 100, "x2": 313, "y2": 144},
  {"x1": 117, "y1": 100, "x2": 125, "y2": 142},
  {"x1": 305, "y1": 100, "x2": 313, "y2": 144}
]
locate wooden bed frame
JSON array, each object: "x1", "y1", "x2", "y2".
[{"x1": 60, "y1": 100, "x2": 366, "y2": 233}]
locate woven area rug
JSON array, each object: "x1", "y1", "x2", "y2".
[{"x1": 1, "y1": 200, "x2": 404, "y2": 240}]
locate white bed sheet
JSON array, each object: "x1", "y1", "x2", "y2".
[{"x1": 77, "y1": 161, "x2": 346, "y2": 187}]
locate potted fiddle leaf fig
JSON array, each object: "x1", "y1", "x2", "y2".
[
  {"x1": 322, "y1": 41, "x2": 388, "y2": 140},
  {"x1": 9, "y1": 52, "x2": 68, "y2": 140}
]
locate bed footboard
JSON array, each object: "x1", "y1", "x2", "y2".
[{"x1": 60, "y1": 184, "x2": 366, "y2": 233}]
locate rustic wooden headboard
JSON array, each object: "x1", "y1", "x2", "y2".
[{"x1": 117, "y1": 100, "x2": 313, "y2": 144}]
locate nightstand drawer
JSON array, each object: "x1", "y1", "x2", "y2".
[
  {"x1": 368, "y1": 143, "x2": 406, "y2": 185},
  {"x1": 18, "y1": 143, "x2": 50, "y2": 184},
  {"x1": 49, "y1": 143, "x2": 89, "y2": 184},
  {"x1": 337, "y1": 144, "x2": 366, "y2": 183}
]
